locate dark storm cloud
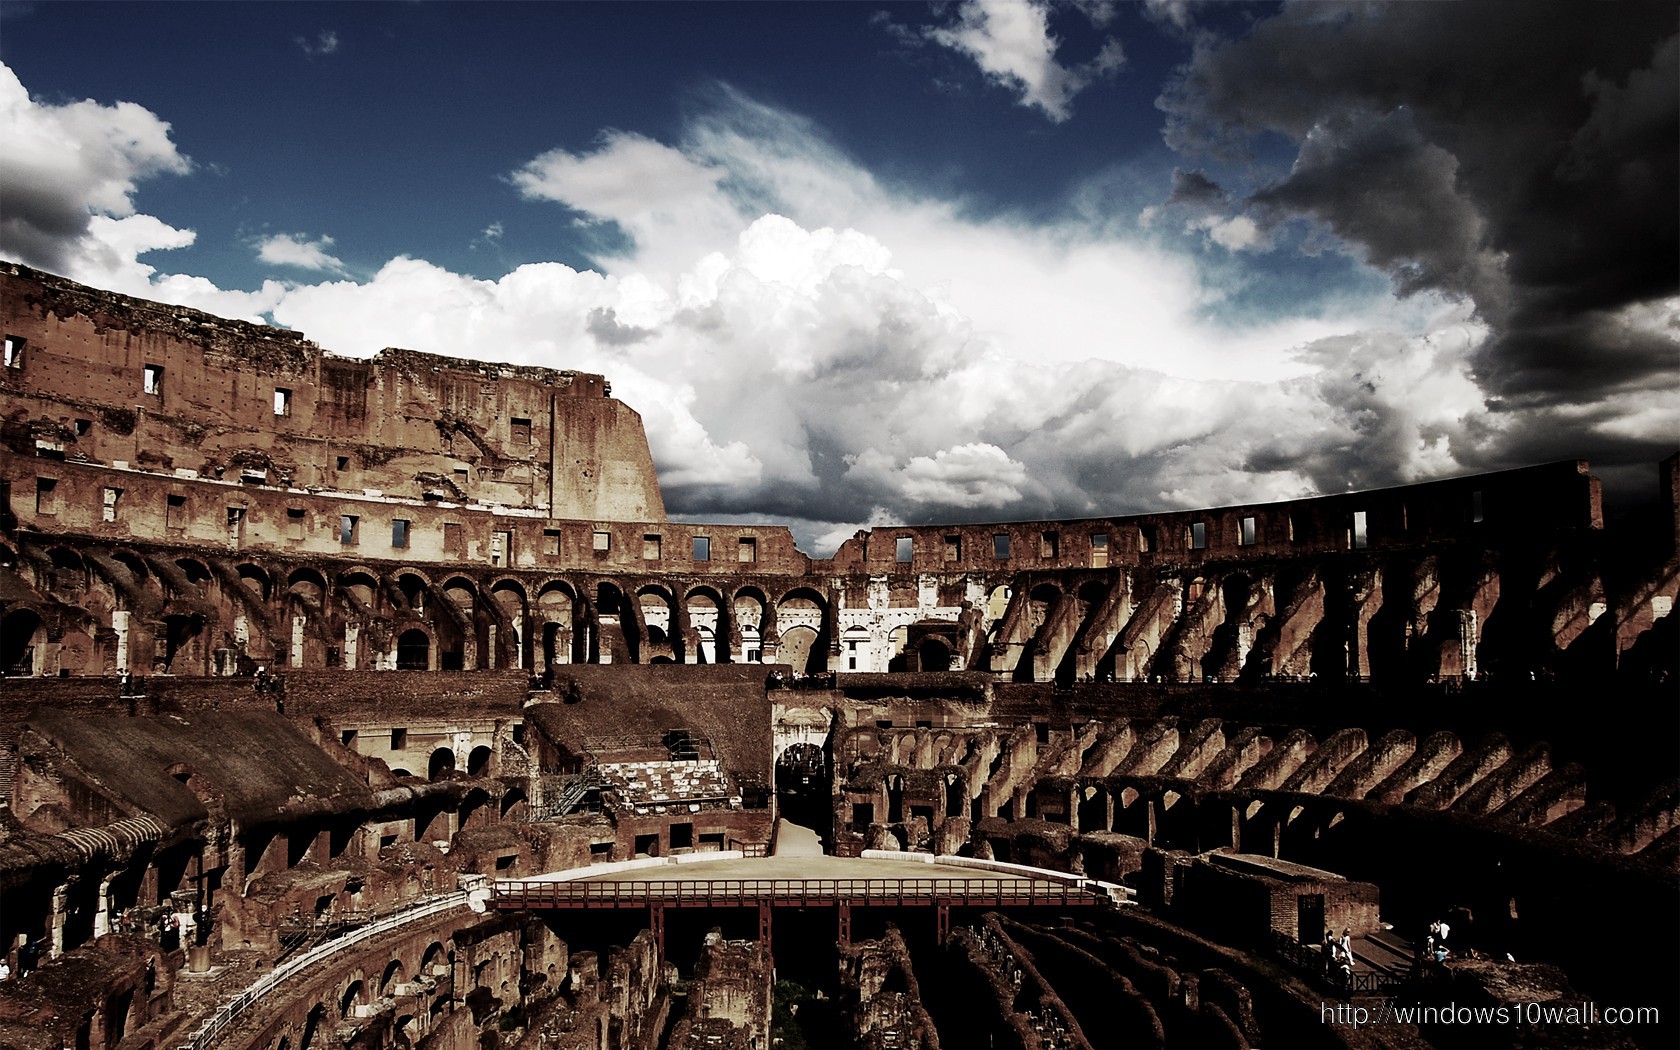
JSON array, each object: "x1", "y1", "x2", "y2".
[
  {"x1": 1164, "y1": 168, "x2": 1228, "y2": 213},
  {"x1": 1158, "y1": 1, "x2": 1679, "y2": 470}
]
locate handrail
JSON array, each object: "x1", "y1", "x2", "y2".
[
  {"x1": 491, "y1": 876, "x2": 1102, "y2": 908},
  {"x1": 177, "y1": 892, "x2": 468, "y2": 1050}
]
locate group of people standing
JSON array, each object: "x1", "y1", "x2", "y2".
[{"x1": 1323, "y1": 927, "x2": 1355, "y2": 986}]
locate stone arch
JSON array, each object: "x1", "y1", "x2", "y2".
[
  {"x1": 734, "y1": 587, "x2": 768, "y2": 662},
  {"x1": 396, "y1": 628, "x2": 432, "y2": 670},
  {"x1": 299, "y1": 1003, "x2": 327, "y2": 1050},
  {"x1": 1, "y1": 608, "x2": 44, "y2": 676},
  {"x1": 594, "y1": 581, "x2": 633, "y2": 663},
  {"x1": 500, "y1": 787, "x2": 527, "y2": 820},
  {"x1": 160, "y1": 613, "x2": 205, "y2": 674},
  {"x1": 536, "y1": 579, "x2": 578, "y2": 669},
  {"x1": 685, "y1": 586, "x2": 727, "y2": 664},
  {"x1": 460, "y1": 787, "x2": 492, "y2": 831},
  {"x1": 380, "y1": 958, "x2": 406, "y2": 996},
  {"x1": 490, "y1": 578, "x2": 529, "y2": 670},
  {"x1": 288, "y1": 568, "x2": 327, "y2": 605},
  {"x1": 635, "y1": 584, "x2": 675, "y2": 658},
  {"x1": 236, "y1": 562, "x2": 272, "y2": 602},
  {"x1": 110, "y1": 548, "x2": 149, "y2": 581},
  {"x1": 338, "y1": 977, "x2": 367, "y2": 1019},
  {"x1": 917, "y1": 635, "x2": 953, "y2": 672},
  {"x1": 777, "y1": 587, "x2": 830, "y2": 672},
  {"x1": 339, "y1": 570, "x2": 380, "y2": 613},
  {"x1": 442, "y1": 576, "x2": 476, "y2": 612},
  {"x1": 428, "y1": 747, "x2": 456, "y2": 781},
  {"x1": 175, "y1": 557, "x2": 212, "y2": 586},
  {"x1": 395, "y1": 572, "x2": 430, "y2": 612},
  {"x1": 467, "y1": 745, "x2": 492, "y2": 777}
]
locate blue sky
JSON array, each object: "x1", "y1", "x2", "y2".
[{"x1": 2, "y1": 1, "x2": 1675, "y2": 552}]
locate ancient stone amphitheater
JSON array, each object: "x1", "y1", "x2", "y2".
[{"x1": 0, "y1": 262, "x2": 1674, "y2": 1050}]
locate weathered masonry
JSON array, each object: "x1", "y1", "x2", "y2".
[{"x1": 0, "y1": 262, "x2": 1675, "y2": 1050}]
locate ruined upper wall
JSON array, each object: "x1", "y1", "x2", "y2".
[
  {"x1": 0, "y1": 263, "x2": 665, "y2": 522},
  {"x1": 825, "y1": 460, "x2": 1605, "y2": 574}
]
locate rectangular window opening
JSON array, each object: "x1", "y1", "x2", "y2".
[
  {"x1": 1090, "y1": 532, "x2": 1108, "y2": 568},
  {"x1": 1040, "y1": 531, "x2": 1059, "y2": 559},
  {"x1": 1138, "y1": 524, "x2": 1157, "y2": 553},
  {"x1": 143, "y1": 363, "x2": 163, "y2": 395},
  {"x1": 102, "y1": 487, "x2": 122, "y2": 523},
  {"x1": 543, "y1": 529, "x2": 562, "y2": 556},
  {"x1": 510, "y1": 417, "x2": 532, "y2": 444},
  {"x1": 943, "y1": 534, "x2": 961, "y2": 562},
  {"x1": 738, "y1": 537, "x2": 757, "y2": 562},
  {"x1": 643, "y1": 534, "x2": 662, "y2": 560},
  {"x1": 443, "y1": 523, "x2": 464, "y2": 555},
  {"x1": 993, "y1": 533, "x2": 1011, "y2": 559},
  {"x1": 390, "y1": 728, "x2": 407, "y2": 749},
  {"x1": 273, "y1": 388, "x2": 292, "y2": 416},
  {"x1": 34, "y1": 477, "x2": 58, "y2": 515},
  {"x1": 491, "y1": 530, "x2": 512, "y2": 566},
  {"x1": 166, "y1": 493, "x2": 186, "y2": 530},
  {"x1": 336, "y1": 455, "x2": 351, "y2": 471},
  {"x1": 895, "y1": 536, "x2": 914, "y2": 563},
  {"x1": 1239, "y1": 516, "x2": 1257, "y2": 547},
  {"x1": 1351, "y1": 510, "x2": 1369, "y2": 549},
  {"x1": 339, "y1": 514, "x2": 359, "y2": 546},
  {"x1": 693, "y1": 536, "x2": 711, "y2": 561},
  {"x1": 1189, "y1": 521, "x2": 1208, "y2": 550},
  {"x1": 592, "y1": 530, "x2": 611, "y2": 552},
  {"x1": 3, "y1": 336, "x2": 24, "y2": 369},
  {"x1": 74, "y1": 418, "x2": 91, "y2": 436},
  {"x1": 286, "y1": 507, "x2": 305, "y2": 539},
  {"x1": 391, "y1": 519, "x2": 410, "y2": 549},
  {"x1": 1471, "y1": 490, "x2": 1484, "y2": 524}
]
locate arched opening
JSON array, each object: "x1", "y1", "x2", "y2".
[
  {"x1": 467, "y1": 745, "x2": 492, "y2": 777},
  {"x1": 176, "y1": 558, "x2": 212, "y2": 587},
  {"x1": 491, "y1": 580, "x2": 528, "y2": 670},
  {"x1": 288, "y1": 569, "x2": 327, "y2": 606},
  {"x1": 396, "y1": 573, "x2": 428, "y2": 611},
  {"x1": 734, "y1": 589, "x2": 767, "y2": 663},
  {"x1": 537, "y1": 582, "x2": 575, "y2": 669},
  {"x1": 340, "y1": 571, "x2": 379, "y2": 613},
  {"x1": 339, "y1": 979, "x2": 366, "y2": 1019},
  {"x1": 300, "y1": 1004, "x2": 326, "y2": 1050},
  {"x1": 917, "y1": 636, "x2": 952, "y2": 672},
  {"x1": 428, "y1": 748, "x2": 456, "y2": 781},
  {"x1": 1, "y1": 608, "x2": 43, "y2": 676},
  {"x1": 593, "y1": 582, "x2": 630, "y2": 663},
  {"x1": 237, "y1": 563, "x2": 271, "y2": 601},
  {"x1": 686, "y1": 590, "x2": 724, "y2": 663},
  {"x1": 161, "y1": 614, "x2": 205, "y2": 674},
  {"x1": 397, "y1": 629, "x2": 430, "y2": 670},
  {"x1": 500, "y1": 788, "x2": 527, "y2": 820},
  {"x1": 775, "y1": 742, "x2": 831, "y2": 840},
  {"x1": 381, "y1": 959, "x2": 406, "y2": 997},
  {"x1": 777, "y1": 589, "x2": 829, "y2": 672},
  {"x1": 638, "y1": 587, "x2": 677, "y2": 662},
  {"x1": 111, "y1": 550, "x2": 149, "y2": 582}
]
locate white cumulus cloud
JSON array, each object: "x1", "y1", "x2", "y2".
[
  {"x1": 926, "y1": 0, "x2": 1124, "y2": 122},
  {"x1": 256, "y1": 232, "x2": 349, "y2": 273}
]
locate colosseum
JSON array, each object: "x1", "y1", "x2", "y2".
[{"x1": 0, "y1": 261, "x2": 1674, "y2": 1050}]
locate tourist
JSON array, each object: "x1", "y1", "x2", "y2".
[{"x1": 0, "y1": 958, "x2": 10, "y2": 981}]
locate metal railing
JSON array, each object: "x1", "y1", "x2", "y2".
[
  {"x1": 1271, "y1": 931, "x2": 1408, "y2": 996},
  {"x1": 493, "y1": 877, "x2": 1103, "y2": 910},
  {"x1": 177, "y1": 892, "x2": 468, "y2": 1050}
]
